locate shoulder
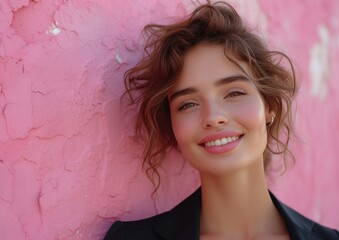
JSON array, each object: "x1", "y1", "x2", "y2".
[
  {"x1": 285, "y1": 205, "x2": 339, "y2": 239},
  {"x1": 103, "y1": 212, "x2": 169, "y2": 240},
  {"x1": 103, "y1": 188, "x2": 202, "y2": 240},
  {"x1": 311, "y1": 222, "x2": 339, "y2": 239},
  {"x1": 270, "y1": 191, "x2": 339, "y2": 239}
]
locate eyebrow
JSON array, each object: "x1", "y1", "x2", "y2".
[{"x1": 169, "y1": 75, "x2": 250, "y2": 103}]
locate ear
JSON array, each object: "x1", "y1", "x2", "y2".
[
  {"x1": 264, "y1": 103, "x2": 271, "y2": 124},
  {"x1": 264, "y1": 102, "x2": 275, "y2": 126}
]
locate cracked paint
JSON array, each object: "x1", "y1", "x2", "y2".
[
  {"x1": 0, "y1": 0, "x2": 338, "y2": 239},
  {"x1": 0, "y1": 161, "x2": 13, "y2": 202},
  {"x1": 46, "y1": 21, "x2": 61, "y2": 36}
]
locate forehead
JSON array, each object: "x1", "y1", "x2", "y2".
[{"x1": 172, "y1": 44, "x2": 254, "y2": 89}]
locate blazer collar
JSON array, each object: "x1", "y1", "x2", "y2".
[
  {"x1": 269, "y1": 192, "x2": 314, "y2": 239},
  {"x1": 153, "y1": 188, "x2": 201, "y2": 240},
  {"x1": 153, "y1": 187, "x2": 314, "y2": 240}
]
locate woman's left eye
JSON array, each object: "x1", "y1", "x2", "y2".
[{"x1": 225, "y1": 90, "x2": 246, "y2": 98}]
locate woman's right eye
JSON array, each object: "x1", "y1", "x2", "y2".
[{"x1": 178, "y1": 102, "x2": 197, "y2": 111}]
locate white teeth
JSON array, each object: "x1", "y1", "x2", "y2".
[
  {"x1": 215, "y1": 139, "x2": 221, "y2": 146},
  {"x1": 204, "y1": 136, "x2": 239, "y2": 147}
]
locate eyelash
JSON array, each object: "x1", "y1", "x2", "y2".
[
  {"x1": 178, "y1": 102, "x2": 197, "y2": 111},
  {"x1": 225, "y1": 90, "x2": 246, "y2": 98}
]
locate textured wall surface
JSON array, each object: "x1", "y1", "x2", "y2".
[{"x1": 0, "y1": 0, "x2": 338, "y2": 239}]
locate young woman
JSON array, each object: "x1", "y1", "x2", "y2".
[{"x1": 104, "y1": 2, "x2": 339, "y2": 240}]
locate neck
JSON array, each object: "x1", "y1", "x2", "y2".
[{"x1": 199, "y1": 161, "x2": 286, "y2": 239}]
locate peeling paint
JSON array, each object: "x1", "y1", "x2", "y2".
[
  {"x1": 309, "y1": 25, "x2": 330, "y2": 100},
  {"x1": 115, "y1": 53, "x2": 123, "y2": 63},
  {"x1": 46, "y1": 21, "x2": 61, "y2": 36}
]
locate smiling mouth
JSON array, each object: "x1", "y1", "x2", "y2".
[{"x1": 203, "y1": 135, "x2": 242, "y2": 147}]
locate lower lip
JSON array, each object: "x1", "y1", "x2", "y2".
[{"x1": 201, "y1": 137, "x2": 242, "y2": 154}]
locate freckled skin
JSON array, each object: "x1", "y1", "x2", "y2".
[{"x1": 169, "y1": 44, "x2": 270, "y2": 177}]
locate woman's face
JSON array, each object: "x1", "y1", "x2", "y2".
[{"x1": 168, "y1": 44, "x2": 270, "y2": 176}]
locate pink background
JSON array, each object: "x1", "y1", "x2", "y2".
[{"x1": 1, "y1": 0, "x2": 338, "y2": 239}]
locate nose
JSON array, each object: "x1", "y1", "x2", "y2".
[{"x1": 202, "y1": 103, "x2": 229, "y2": 128}]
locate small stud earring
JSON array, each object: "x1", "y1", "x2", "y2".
[
  {"x1": 266, "y1": 115, "x2": 275, "y2": 127},
  {"x1": 177, "y1": 145, "x2": 181, "y2": 152}
]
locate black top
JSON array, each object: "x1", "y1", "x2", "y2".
[{"x1": 104, "y1": 188, "x2": 339, "y2": 240}]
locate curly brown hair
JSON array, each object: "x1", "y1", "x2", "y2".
[{"x1": 123, "y1": 1, "x2": 297, "y2": 189}]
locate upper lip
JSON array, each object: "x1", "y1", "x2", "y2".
[{"x1": 198, "y1": 131, "x2": 243, "y2": 145}]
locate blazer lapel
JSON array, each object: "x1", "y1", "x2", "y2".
[
  {"x1": 153, "y1": 188, "x2": 202, "y2": 240},
  {"x1": 270, "y1": 191, "x2": 314, "y2": 240},
  {"x1": 152, "y1": 188, "x2": 321, "y2": 240}
]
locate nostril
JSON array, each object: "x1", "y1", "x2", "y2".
[
  {"x1": 203, "y1": 119, "x2": 227, "y2": 128},
  {"x1": 202, "y1": 112, "x2": 229, "y2": 128}
]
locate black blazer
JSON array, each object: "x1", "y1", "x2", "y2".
[{"x1": 104, "y1": 188, "x2": 339, "y2": 240}]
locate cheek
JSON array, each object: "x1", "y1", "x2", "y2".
[
  {"x1": 234, "y1": 98, "x2": 267, "y2": 130},
  {"x1": 171, "y1": 119, "x2": 190, "y2": 143},
  {"x1": 171, "y1": 113, "x2": 197, "y2": 144}
]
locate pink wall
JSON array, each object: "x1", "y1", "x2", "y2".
[{"x1": 0, "y1": 0, "x2": 338, "y2": 239}]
